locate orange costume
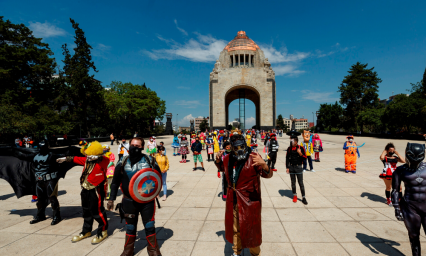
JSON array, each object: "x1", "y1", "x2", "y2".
[{"x1": 343, "y1": 135, "x2": 360, "y2": 173}]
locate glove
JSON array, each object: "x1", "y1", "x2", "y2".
[
  {"x1": 56, "y1": 157, "x2": 66, "y2": 163},
  {"x1": 217, "y1": 172, "x2": 221, "y2": 178},
  {"x1": 87, "y1": 155, "x2": 99, "y2": 161},
  {"x1": 107, "y1": 200, "x2": 114, "y2": 211},
  {"x1": 395, "y1": 207, "x2": 404, "y2": 221}
]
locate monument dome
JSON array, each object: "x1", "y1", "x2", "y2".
[{"x1": 224, "y1": 31, "x2": 259, "y2": 52}]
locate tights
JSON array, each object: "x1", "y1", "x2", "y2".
[
  {"x1": 181, "y1": 154, "x2": 187, "y2": 160},
  {"x1": 208, "y1": 153, "x2": 214, "y2": 161},
  {"x1": 290, "y1": 173, "x2": 305, "y2": 197}
]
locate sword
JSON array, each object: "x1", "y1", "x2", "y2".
[{"x1": 347, "y1": 143, "x2": 365, "y2": 148}]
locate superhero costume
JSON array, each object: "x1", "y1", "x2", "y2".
[
  {"x1": 265, "y1": 135, "x2": 279, "y2": 171},
  {"x1": 109, "y1": 151, "x2": 162, "y2": 256},
  {"x1": 392, "y1": 143, "x2": 426, "y2": 256},
  {"x1": 343, "y1": 135, "x2": 360, "y2": 173}
]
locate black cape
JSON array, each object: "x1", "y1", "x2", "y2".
[{"x1": 0, "y1": 146, "x2": 82, "y2": 199}]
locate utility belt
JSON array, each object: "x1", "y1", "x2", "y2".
[{"x1": 35, "y1": 172, "x2": 58, "y2": 181}]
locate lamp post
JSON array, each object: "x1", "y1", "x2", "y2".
[{"x1": 312, "y1": 112, "x2": 315, "y2": 131}]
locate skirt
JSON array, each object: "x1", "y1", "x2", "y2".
[
  {"x1": 147, "y1": 148, "x2": 157, "y2": 154},
  {"x1": 171, "y1": 142, "x2": 180, "y2": 148},
  {"x1": 178, "y1": 147, "x2": 189, "y2": 155}
]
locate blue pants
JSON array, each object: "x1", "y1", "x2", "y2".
[
  {"x1": 303, "y1": 156, "x2": 313, "y2": 170},
  {"x1": 110, "y1": 140, "x2": 114, "y2": 145},
  {"x1": 162, "y1": 172, "x2": 167, "y2": 196}
]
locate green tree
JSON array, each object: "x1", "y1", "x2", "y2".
[
  {"x1": 199, "y1": 118, "x2": 209, "y2": 132},
  {"x1": 104, "y1": 81, "x2": 166, "y2": 136},
  {"x1": 59, "y1": 18, "x2": 104, "y2": 137},
  {"x1": 338, "y1": 62, "x2": 381, "y2": 131},
  {"x1": 276, "y1": 114, "x2": 285, "y2": 130},
  {"x1": 422, "y1": 67, "x2": 426, "y2": 95},
  {"x1": 382, "y1": 94, "x2": 417, "y2": 133},
  {"x1": 357, "y1": 106, "x2": 385, "y2": 133},
  {"x1": 317, "y1": 102, "x2": 343, "y2": 131}
]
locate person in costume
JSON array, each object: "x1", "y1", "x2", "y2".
[
  {"x1": 146, "y1": 137, "x2": 157, "y2": 156},
  {"x1": 103, "y1": 145, "x2": 116, "y2": 200},
  {"x1": 57, "y1": 140, "x2": 109, "y2": 244},
  {"x1": 200, "y1": 132, "x2": 206, "y2": 150},
  {"x1": 171, "y1": 134, "x2": 180, "y2": 156},
  {"x1": 379, "y1": 143, "x2": 404, "y2": 206},
  {"x1": 191, "y1": 136, "x2": 205, "y2": 171},
  {"x1": 250, "y1": 134, "x2": 258, "y2": 153},
  {"x1": 245, "y1": 131, "x2": 251, "y2": 147},
  {"x1": 13, "y1": 140, "x2": 65, "y2": 225},
  {"x1": 206, "y1": 133, "x2": 214, "y2": 161},
  {"x1": 312, "y1": 134, "x2": 323, "y2": 162},
  {"x1": 215, "y1": 134, "x2": 272, "y2": 256},
  {"x1": 213, "y1": 132, "x2": 220, "y2": 154},
  {"x1": 343, "y1": 135, "x2": 360, "y2": 173},
  {"x1": 217, "y1": 141, "x2": 231, "y2": 200},
  {"x1": 392, "y1": 143, "x2": 426, "y2": 256},
  {"x1": 265, "y1": 133, "x2": 279, "y2": 172},
  {"x1": 118, "y1": 138, "x2": 129, "y2": 162},
  {"x1": 178, "y1": 136, "x2": 189, "y2": 163},
  {"x1": 286, "y1": 131, "x2": 308, "y2": 205},
  {"x1": 300, "y1": 130, "x2": 315, "y2": 172},
  {"x1": 155, "y1": 145, "x2": 169, "y2": 201},
  {"x1": 107, "y1": 137, "x2": 162, "y2": 256}
]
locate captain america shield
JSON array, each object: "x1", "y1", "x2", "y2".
[{"x1": 129, "y1": 168, "x2": 162, "y2": 203}]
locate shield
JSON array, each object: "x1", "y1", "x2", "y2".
[{"x1": 129, "y1": 168, "x2": 162, "y2": 203}]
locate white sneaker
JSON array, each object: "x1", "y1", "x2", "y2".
[
  {"x1": 310, "y1": 169, "x2": 316, "y2": 172},
  {"x1": 303, "y1": 169, "x2": 306, "y2": 172}
]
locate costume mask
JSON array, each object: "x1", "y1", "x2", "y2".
[
  {"x1": 303, "y1": 130, "x2": 310, "y2": 143},
  {"x1": 406, "y1": 143, "x2": 425, "y2": 169},
  {"x1": 38, "y1": 140, "x2": 49, "y2": 154},
  {"x1": 231, "y1": 135, "x2": 249, "y2": 161},
  {"x1": 349, "y1": 139, "x2": 353, "y2": 142}
]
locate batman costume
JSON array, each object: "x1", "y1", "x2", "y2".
[
  {"x1": 392, "y1": 143, "x2": 426, "y2": 256},
  {"x1": 2, "y1": 140, "x2": 77, "y2": 225}
]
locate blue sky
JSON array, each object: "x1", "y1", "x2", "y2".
[{"x1": 2, "y1": 0, "x2": 426, "y2": 128}]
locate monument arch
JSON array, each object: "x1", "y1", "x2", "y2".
[{"x1": 209, "y1": 31, "x2": 276, "y2": 130}]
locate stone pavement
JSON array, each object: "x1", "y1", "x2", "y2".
[{"x1": 0, "y1": 134, "x2": 425, "y2": 255}]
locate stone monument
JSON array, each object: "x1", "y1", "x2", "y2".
[
  {"x1": 209, "y1": 31, "x2": 276, "y2": 130},
  {"x1": 165, "y1": 113, "x2": 173, "y2": 135}
]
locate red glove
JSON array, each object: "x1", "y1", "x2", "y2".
[{"x1": 217, "y1": 172, "x2": 221, "y2": 178}]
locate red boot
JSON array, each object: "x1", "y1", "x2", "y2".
[{"x1": 293, "y1": 195, "x2": 297, "y2": 203}]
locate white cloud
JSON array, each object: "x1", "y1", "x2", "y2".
[
  {"x1": 260, "y1": 44, "x2": 310, "y2": 63},
  {"x1": 300, "y1": 90, "x2": 339, "y2": 103},
  {"x1": 174, "y1": 19, "x2": 188, "y2": 36},
  {"x1": 174, "y1": 100, "x2": 203, "y2": 108},
  {"x1": 274, "y1": 64, "x2": 305, "y2": 76},
  {"x1": 28, "y1": 21, "x2": 66, "y2": 38},
  {"x1": 143, "y1": 33, "x2": 227, "y2": 62},
  {"x1": 92, "y1": 43, "x2": 111, "y2": 58},
  {"x1": 245, "y1": 117, "x2": 256, "y2": 128},
  {"x1": 177, "y1": 86, "x2": 190, "y2": 90}
]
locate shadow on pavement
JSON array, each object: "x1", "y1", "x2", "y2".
[
  {"x1": 0, "y1": 192, "x2": 15, "y2": 200},
  {"x1": 9, "y1": 205, "x2": 87, "y2": 219},
  {"x1": 360, "y1": 192, "x2": 386, "y2": 203},
  {"x1": 134, "y1": 228, "x2": 174, "y2": 254},
  {"x1": 159, "y1": 189, "x2": 174, "y2": 197},
  {"x1": 279, "y1": 189, "x2": 293, "y2": 199},
  {"x1": 356, "y1": 233, "x2": 403, "y2": 255},
  {"x1": 335, "y1": 167, "x2": 347, "y2": 172},
  {"x1": 216, "y1": 230, "x2": 236, "y2": 256}
]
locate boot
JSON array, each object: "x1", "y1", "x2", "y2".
[
  {"x1": 120, "y1": 234, "x2": 135, "y2": 256},
  {"x1": 409, "y1": 237, "x2": 421, "y2": 256},
  {"x1": 51, "y1": 208, "x2": 62, "y2": 225},
  {"x1": 146, "y1": 234, "x2": 162, "y2": 256},
  {"x1": 30, "y1": 215, "x2": 46, "y2": 224},
  {"x1": 293, "y1": 195, "x2": 297, "y2": 203}
]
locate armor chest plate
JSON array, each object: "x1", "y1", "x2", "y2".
[
  {"x1": 123, "y1": 158, "x2": 151, "y2": 179},
  {"x1": 33, "y1": 153, "x2": 50, "y2": 174}
]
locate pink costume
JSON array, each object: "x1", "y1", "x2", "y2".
[{"x1": 312, "y1": 134, "x2": 323, "y2": 161}]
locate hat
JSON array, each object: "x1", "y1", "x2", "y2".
[
  {"x1": 270, "y1": 133, "x2": 276, "y2": 137},
  {"x1": 286, "y1": 130, "x2": 301, "y2": 137},
  {"x1": 346, "y1": 135, "x2": 354, "y2": 139}
]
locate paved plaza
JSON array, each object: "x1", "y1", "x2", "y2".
[{"x1": 0, "y1": 134, "x2": 425, "y2": 255}]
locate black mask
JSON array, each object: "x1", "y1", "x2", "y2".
[
  {"x1": 406, "y1": 143, "x2": 425, "y2": 169},
  {"x1": 231, "y1": 136, "x2": 249, "y2": 161},
  {"x1": 129, "y1": 146, "x2": 143, "y2": 165},
  {"x1": 38, "y1": 140, "x2": 49, "y2": 154}
]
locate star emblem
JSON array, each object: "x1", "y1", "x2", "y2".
[
  {"x1": 142, "y1": 180, "x2": 155, "y2": 194},
  {"x1": 416, "y1": 177, "x2": 424, "y2": 184}
]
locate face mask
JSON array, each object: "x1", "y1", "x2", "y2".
[
  {"x1": 150, "y1": 139, "x2": 153, "y2": 142},
  {"x1": 129, "y1": 146, "x2": 142, "y2": 157},
  {"x1": 349, "y1": 139, "x2": 353, "y2": 142},
  {"x1": 225, "y1": 149, "x2": 232, "y2": 153}
]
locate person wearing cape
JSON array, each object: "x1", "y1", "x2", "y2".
[{"x1": 0, "y1": 140, "x2": 80, "y2": 225}]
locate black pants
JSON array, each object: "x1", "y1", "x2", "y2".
[
  {"x1": 303, "y1": 156, "x2": 313, "y2": 170},
  {"x1": 208, "y1": 153, "x2": 214, "y2": 161},
  {"x1": 401, "y1": 199, "x2": 426, "y2": 255},
  {"x1": 35, "y1": 179, "x2": 60, "y2": 218},
  {"x1": 118, "y1": 154, "x2": 123, "y2": 162},
  {"x1": 122, "y1": 197, "x2": 156, "y2": 238},
  {"x1": 268, "y1": 152, "x2": 277, "y2": 169},
  {"x1": 222, "y1": 174, "x2": 228, "y2": 196},
  {"x1": 289, "y1": 165, "x2": 305, "y2": 197},
  {"x1": 81, "y1": 186, "x2": 108, "y2": 237}
]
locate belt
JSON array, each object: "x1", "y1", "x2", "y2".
[{"x1": 36, "y1": 172, "x2": 58, "y2": 181}]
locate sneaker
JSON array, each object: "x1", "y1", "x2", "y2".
[
  {"x1": 318, "y1": 159, "x2": 320, "y2": 162},
  {"x1": 386, "y1": 198, "x2": 392, "y2": 206},
  {"x1": 184, "y1": 159, "x2": 187, "y2": 163},
  {"x1": 302, "y1": 198, "x2": 308, "y2": 205},
  {"x1": 193, "y1": 168, "x2": 197, "y2": 171},
  {"x1": 293, "y1": 195, "x2": 297, "y2": 203},
  {"x1": 272, "y1": 168, "x2": 277, "y2": 172},
  {"x1": 310, "y1": 169, "x2": 316, "y2": 172},
  {"x1": 351, "y1": 171, "x2": 356, "y2": 174},
  {"x1": 223, "y1": 195, "x2": 227, "y2": 199},
  {"x1": 345, "y1": 170, "x2": 349, "y2": 173},
  {"x1": 202, "y1": 168, "x2": 205, "y2": 171},
  {"x1": 31, "y1": 199, "x2": 38, "y2": 203}
]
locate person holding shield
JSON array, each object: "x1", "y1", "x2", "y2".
[{"x1": 107, "y1": 137, "x2": 162, "y2": 256}]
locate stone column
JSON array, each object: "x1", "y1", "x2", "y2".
[{"x1": 233, "y1": 54, "x2": 235, "y2": 67}]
